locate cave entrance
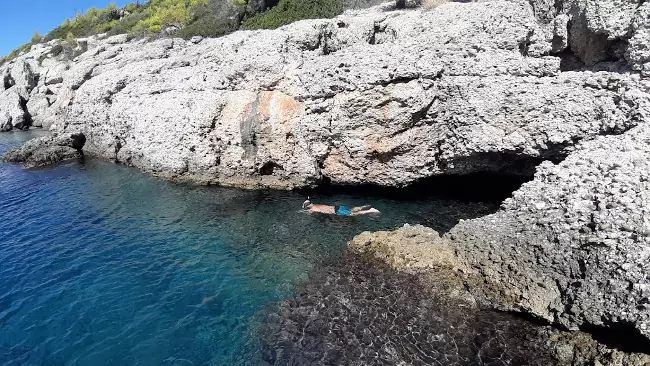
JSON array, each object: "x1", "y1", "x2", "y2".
[{"x1": 310, "y1": 171, "x2": 533, "y2": 204}]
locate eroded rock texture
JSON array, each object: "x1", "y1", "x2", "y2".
[
  {"x1": 3, "y1": 133, "x2": 86, "y2": 167},
  {"x1": 1, "y1": 0, "x2": 648, "y2": 188},
  {"x1": 349, "y1": 124, "x2": 650, "y2": 345},
  {"x1": 449, "y1": 124, "x2": 650, "y2": 339}
]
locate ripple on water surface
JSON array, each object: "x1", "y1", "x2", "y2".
[{"x1": 0, "y1": 132, "x2": 499, "y2": 364}]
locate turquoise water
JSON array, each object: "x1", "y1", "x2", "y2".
[{"x1": 0, "y1": 131, "x2": 497, "y2": 365}]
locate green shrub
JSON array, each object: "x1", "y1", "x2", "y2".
[
  {"x1": 178, "y1": 0, "x2": 245, "y2": 39},
  {"x1": 1, "y1": 0, "x2": 351, "y2": 66},
  {"x1": 242, "y1": 0, "x2": 344, "y2": 29},
  {"x1": 179, "y1": 17, "x2": 233, "y2": 38},
  {"x1": 49, "y1": 44, "x2": 64, "y2": 57},
  {"x1": 31, "y1": 31, "x2": 43, "y2": 44},
  {"x1": 134, "y1": 0, "x2": 209, "y2": 33}
]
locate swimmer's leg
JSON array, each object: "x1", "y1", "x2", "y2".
[
  {"x1": 352, "y1": 208, "x2": 380, "y2": 215},
  {"x1": 352, "y1": 205, "x2": 372, "y2": 212}
]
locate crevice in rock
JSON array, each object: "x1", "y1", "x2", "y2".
[
  {"x1": 104, "y1": 80, "x2": 127, "y2": 105},
  {"x1": 437, "y1": 149, "x2": 566, "y2": 177},
  {"x1": 410, "y1": 97, "x2": 435, "y2": 125},
  {"x1": 367, "y1": 21, "x2": 396, "y2": 45},
  {"x1": 3, "y1": 72, "x2": 15, "y2": 90},
  {"x1": 17, "y1": 96, "x2": 33, "y2": 130},
  {"x1": 565, "y1": 9, "x2": 628, "y2": 68},
  {"x1": 556, "y1": 47, "x2": 585, "y2": 71},
  {"x1": 374, "y1": 75, "x2": 419, "y2": 87},
  {"x1": 113, "y1": 137, "x2": 124, "y2": 162},
  {"x1": 311, "y1": 27, "x2": 335, "y2": 55},
  {"x1": 518, "y1": 29, "x2": 535, "y2": 56},
  {"x1": 580, "y1": 322, "x2": 650, "y2": 355}
]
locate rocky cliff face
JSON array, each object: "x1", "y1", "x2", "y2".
[
  {"x1": 3, "y1": 0, "x2": 650, "y2": 353},
  {"x1": 2, "y1": 0, "x2": 649, "y2": 188},
  {"x1": 446, "y1": 123, "x2": 650, "y2": 338},
  {"x1": 352, "y1": 125, "x2": 650, "y2": 332}
]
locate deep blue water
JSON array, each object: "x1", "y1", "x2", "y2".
[{"x1": 0, "y1": 131, "x2": 497, "y2": 365}]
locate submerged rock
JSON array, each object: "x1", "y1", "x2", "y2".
[{"x1": 257, "y1": 253, "x2": 650, "y2": 365}]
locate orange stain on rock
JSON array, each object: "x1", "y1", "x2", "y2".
[{"x1": 258, "y1": 91, "x2": 303, "y2": 124}]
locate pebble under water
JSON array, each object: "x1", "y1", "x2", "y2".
[{"x1": 0, "y1": 131, "x2": 509, "y2": 365}]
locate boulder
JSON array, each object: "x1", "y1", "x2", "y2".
[
  {"x1": 0, "y1": 112, "x2": 12, "y2": 132},
  {"x1": 3, "y1": 133, "x2": 86, "y2": 167},
  {"x1": 0, "y1": 88, "x2": 28, "y2": 131},
  {"x1": 26, "y1": 88, "x2": 52, "y2": 127},
  {"x1": 447, "y1": 124, "x2": 650, "y2": 338},
  {"x1": 8, "y1": 60, "x2": 37, "y2": 93},
  {"x1": 43, "y1": 63, "x2": 68, "y2": 85}
]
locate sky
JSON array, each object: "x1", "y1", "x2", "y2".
[{"x1": 0, "y1": 0, "x2": 132, "y2": 57}]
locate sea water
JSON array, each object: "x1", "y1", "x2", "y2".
[{"x1": 0, "y1": 131, "x2": 500, "y2": 365}]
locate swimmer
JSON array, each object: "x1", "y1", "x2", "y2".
[{"x1": 301, "y1": 198, "x2": 380, "y2": 216}]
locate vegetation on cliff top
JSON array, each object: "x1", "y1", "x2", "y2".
[
  {"x1": 1, "y1": 0, "x2": 388, "y2": 65},
  {"x1": 242, "y1": 0, "x2": 344, "y2": 29}
]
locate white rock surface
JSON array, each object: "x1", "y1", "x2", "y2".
[
  {"x1": 2, "y1": 0, "x2": 648, "y2": 188},
  {"x1": 0, "y1": 87, "x2": 28, "y2": 131},
  {"x1": 449, "y1": 122, "x2": 650, "y2": 340}
]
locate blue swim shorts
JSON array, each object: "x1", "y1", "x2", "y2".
[{"x1": 335, "y1": 205, "x2": 352, "y2": 216}]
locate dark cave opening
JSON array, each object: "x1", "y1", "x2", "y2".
[
  {"x1": 581, "y1": 322, "x2": 650, "y2": 355},
  {"x1": 259, "y1": 161, "x2": 283, "y2": 176},
  {"x1": 305, "y1": 171, "x2": 533, "y2": 204}
]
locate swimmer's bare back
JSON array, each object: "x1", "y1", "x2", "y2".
[{"x1": 306, "y1": 204, "x2": 337, "y2": 214}]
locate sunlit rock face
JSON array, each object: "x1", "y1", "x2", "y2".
[{"x1": 2, "y1": 0, "x2": 649, "y2": 188}]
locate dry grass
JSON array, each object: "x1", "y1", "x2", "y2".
[{"x1": 421, "y1": 0, "x2": 449, "y2": 10}]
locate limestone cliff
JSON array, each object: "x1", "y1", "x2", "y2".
[{"x1": 2, "y1": 0, "x2": 649, "y2": 189}]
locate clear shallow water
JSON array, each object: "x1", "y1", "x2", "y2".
[{"x1": 0, "y1": 131, "x2": 497, "y2": 365}]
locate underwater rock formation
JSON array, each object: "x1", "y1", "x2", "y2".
[{"x1": 258, "y1": 253, "x2": 650, "y2": 365}]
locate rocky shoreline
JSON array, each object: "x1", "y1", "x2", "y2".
[
  {"x1": 261, "y1": 252, "x2": 650, "y2": 365},
  {"x1": 2, "y1": 0, "x2": 650, "y2": 362},
  {"x1": 348, "y1": 119, "x2": 650, "y2": 352}
]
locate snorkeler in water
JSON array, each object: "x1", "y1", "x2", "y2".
[{"x1": 301, "y1": 198, "x2": 380, "y2": 216}]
